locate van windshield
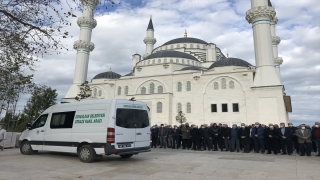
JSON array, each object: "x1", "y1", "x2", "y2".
[{"x1": 116, "y1": 109, "x2": 149, "y2": 129}]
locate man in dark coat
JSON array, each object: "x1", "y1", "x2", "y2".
[
  {"x1": 210, "y1": 123, "x2": 221, "y2": 151},
  {"x1": 288, "y1": 122, "x2": 299, "y2": 154},
  {"x1": 191, "y1": 126, "x2": 202, "y2": 150},
  {"x1": 151, "y1": 125, "x2": 159, "y2": 148},
  {"x1": 239, "y1": 123, "x2": 251, "y2": 153},
  {"x1": 251, "y1": 122, "x2": 265, "y2": 154},
  {"x1": 221, "y1": 124, "x2": 231, "y2": 151},
  {"x1": 171, "y1": 125, "x2": 181, "y2": 149},
  {"x1": 158, "y1": 124, "x2": 168, "y2": 149},
  {"x1": 312, "y1": 122, "x2": 320, "y2": 156},
  {"x1": 277, "y1": 122, "x2": 293, "y2": 155},
  {"x1": 230, "y1": 124, "x2": 240, "y2": 152},
  {"x1": 265, "y1": 123, "x2": 278, "y2": 154},
  {"x1": 201, "y1": 124, "x2": 211, "y2": 151},
  {"x1": 181, "y1": 123, "x2": 192, "y2": 149}
]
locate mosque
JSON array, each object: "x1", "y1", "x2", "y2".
[{"x1": 63, "y1": 0, "x2": 292, "y2": 126}]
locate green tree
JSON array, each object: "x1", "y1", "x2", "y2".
[
  {"x1": 175, "y1": 111, "x2": 187, "y2": 126},
  {"x1": 16, "y1": 85, "x2": 58, "y2": 132},
  {"x1": 75, "y1": 81, "x2": 92, "y2": 101}
]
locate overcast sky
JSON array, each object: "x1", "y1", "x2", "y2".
[{"x1": 17, "y1": 0, "x2": 320, "y2": 125}]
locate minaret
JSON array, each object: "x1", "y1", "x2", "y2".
[
  {"x1": 246, "y1": 0, "x2": 280, "y2": 87},
  {"x1": 269, "y1": 2, "x2": 283, "y2": 83},
  {"x1": 64, "y1": 0, "x2": 99, "y2": 101},
  {"x1": 143, "y1": 16, "x2": 156, "y2": 58}
]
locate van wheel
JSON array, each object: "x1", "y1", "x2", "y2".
[
  {"x1": 20, "y1": 141, "x2": 33, "y2": 155},
  {"x1": 78, "y1": 145, "x2": 96, "y2": 163},
  {"x1": 120, "y1": 154, "x2": 133, "y2": 158}
]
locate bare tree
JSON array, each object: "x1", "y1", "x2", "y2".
[{"x1": 75, "y1": 81, "x2": 92, "y2": 101}]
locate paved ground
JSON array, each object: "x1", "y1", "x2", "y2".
[{"x1": 0, "y1": 148, "x2": 319, "y2": 180}]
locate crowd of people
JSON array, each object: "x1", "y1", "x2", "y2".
[{"x1": 151, "y1": 122, "x2": 320, "y2": 157}]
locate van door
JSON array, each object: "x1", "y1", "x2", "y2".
[
  {"x1": 114, "y1": 100, "x2": 136, "y2": 149},
  {"x1": 29, "y1": 114, "x2": 49, "y2": 150},
  {"x1": 133, "y1": 102, "x2": 150, "y2": 148}
]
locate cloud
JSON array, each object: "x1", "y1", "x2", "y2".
[{"x1": 14, "y1": 0, "x2": 320, "y2": 125}]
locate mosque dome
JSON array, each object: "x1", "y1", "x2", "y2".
[
  {"x1": 163, "y1": 37, "x2": 207, "y2": 46},
  {"x1": 93, "y1": 69, "x2": 121, "y2": 79},
  {"x1": 144, "y1": 50, "x2": 198, "y2": 61},
  {"x1": 208, "y1": 57, "x2": 252, "y2": 69}
]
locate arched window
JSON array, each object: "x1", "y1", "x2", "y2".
[
  {"x1": 182, "y1": 59, "x2": 185, "y2": 64},
  {"x1": 148, "y1": 60, "x2": 150, "y2": 64},
  {"x1": 117, "y1": 86, "x2": 121, "y2": 95},
  {"x1": 125, "y1": 86, "x2": 129, "y2": 95},
  {"x1": 186, "y1": 102, "x2": 191, "y2": 113},
  {"x1": 170, "y1": 59, "x2": 173, "y2": 63},
  {"x1": 176, "y1": 59, "x2": 179, "y2": 63},
  {"x1": 165, "y1": 46, "x2": 167, "y2": 50},
  {"x1": 177, "y1": 82, "x2": 182, "y2": 92},
  {"x1": 214, "y1": 82, "x2": 219, "y2": 90},
  {"x1": 197, "y1": 44, "x2": 200, "y2": 49},
  {"x1": 149, "y1": 83, "x2": 155, "y2": 94},
  {"x1": 190, "y1": 44, "x2": 193, "y2": 48},
  {"x1": 229, "y1": 81, "x2": 235, "y2": 89},
  {"x1": 164, "y1": 58, "x2": 167, "y2": 63},
  {"x1": 221, "y1": 78, "x2": 226, "y2": 89},
  {"x1": 170, "y1": 45, "x2": 173, "y2": 49},
  {"x1": 152, "y1": 59, "x2": 155, "y2": 64},
  {"x1": 203, "y1": 45, "x2": 206, "y2": 49},
  {"x1": 93, "y1": 88, "x2": 97, "y2": 97},
  {"x1": 141, "y1": 87, "x2": 146, "y2": 94},
  {"x1": 98, "y1": 90, "x2": 102, "y2": 97},
  {"x1": 192, "y1": 61, "x2": 194, "y2": 65},
  {"x1": 186, "y1": 81, "x2": 191, "y2": 91},
  {"x1": 187, "y1": 60, "x2": 190, "y2": 64},
  {"x1": 158, "y1": 59, "x2": 161, "y2": 63},
  {"x1": 158, "y1": 85, "x2": 163, "y2": 93},
  {"x1": 184, "y1": 44, "x2": 187, "y2": 48},
  {"x1": 157, "y1": 102, "x2": 162, "y2": 113},
  {"x1": 177, "y1": 103, "x2": 182, "y2": 113},
  {"x1": 177, "y1": 44, "x2": 180, "y2": 48}
]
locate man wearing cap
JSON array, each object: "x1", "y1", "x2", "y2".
[{"x1": 0, "y1": 125, "x2": 6, "y2": 151}]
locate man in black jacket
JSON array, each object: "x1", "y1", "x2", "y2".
[
  {"x1": 201, "y1": 124, "x2": 211, "y2": 151},
  {"x1": 210, "y1": 123, "x2": 221, "y2": 151},
  {"x1": 171, "y1": 125, "x2": 181, "y2": 149},
  {"x1": 221, "y1": 124, "x2": 231, "y2": 151},
  {"x1": 151, "y1": 125, "x2": 159, "y2": 148},
  {"x1": 191, "y1": 125, "x2": 202, "y2": 150},
  {"x1": 288, "y1": 122, "x2": 299, "y2": 154},
  {"x1": 265, "y1": 123, "x2": 278, "y2": 154},
  {"x1": 239, "y1": 123, "x2": 251, "y2": 153},
  {"x1": 277, "y1": 122, "x2": 293, "y2": 155}
]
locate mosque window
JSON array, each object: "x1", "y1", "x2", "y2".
[
  {"x1": 176, "y1": 59, "x2": 179, "y2": 63},
  {"x1": 186, "y1": 102, "x2": 191, "y2": 113},
  {"x1": 125, "y1": 86, "x2": 129, "y2": 95},
  {"x1": 197, "y1": 44, "x2": 200, "y2": 49},
  {"x1": 164, "y1": 58, "x2": 167, "y2": 63},
  {"x1": 93, "y1": 88, "x2": 97, "y2": 97},
  {"x1": 170, "y1": 45, "x2": 173, "y2": 49},
  {"x1": 221, "y1": 78, "x2": 226, "y2": 89},
  {"x1": 170, "y1": 59, "x2": 173, "y2": 63},
  {"x1": 158, "y1": 85, "x2": 163, "y2": 93},
  {"x1": 190, "y1": 44, "x2": 193, "y2": 48},
  {"x1": 192, "y1": 61, "x2": 194, "y2": 65},
  {"x1": 184, "y1": 44, "x2": 187, "y2": 48},
  {"x1": 186, "y1": 81, "x2": 191, "y2": 91},
  {"x1": 214, "y1": 82, "x2": 219, "y2": 90},
  {"x1": 117, "y1": 86, "x2": 121, "y2": 95},
  {"x1": 229, "y1": 81, "x2": 235, "y2": 89},
  {"x1": 157, "y1": 102, "x2": 163, "y2": 113},
  {"x1": 148, "y1": 60, "x2": 150, "y2": 64},
  {"x1": 203, "y1": 45, "x2": 206, "y2": 49},
  {"x1": 187, "y1": 60, "x2": 190, "y2": 64},
  {"x1": 211, "y1": 104, "x2": 217, "y2": 112},
  {"x1": 222, "y1": 104, "x2": 228, "y2": 112},
  {"x1": 233, "y1": 103, "x2": 239, "y2": 112},
  {"x1": 165, "y1": 46, "x2": 167, "y2": 50},
  {"x1": 143, "y1": 61, "x2": 146, "y2": 65},
  {"x1": 177, "y1": 82, "x2": 182, "y2": 92},
  {"x1": 98, "y1": 90, "x2": 102, "y2": 97},
  {"x1": 141, "y1": 87, "x2": 146, "y2": 94},
  {"x1": 149, "y1": 83, "x2": 155, "y2": 94},
  {"x1": 152, "y1": 59, "x2": 155, "y2": 64},
  {"x1": 177, "y1": 103, "x2": 182, "y2": 113},
  {"x1": 177, "y1": 44, "x2": 180, "y2": 48},
  {"x1": 182, "y1": 59, "x2": 185, "y2": 64},
  {"x1": 158, "y1": 59, "x2": 161, "y2": 63}
]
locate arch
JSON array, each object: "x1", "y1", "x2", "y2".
[
  {"x1": 214, "y1": 82, "x2": 219, "y2": 90},
  {"x1": 203, "y1": 75, "x2": 245, "y2": 94},
  {"x1": 158, "y1": 85, "x2": 163, "y2": 93},
  {"x1": 229, "y1": 80, "x2": 235, "y2": 89},
  {"x1": 186, "y1": 81, "x2": 191, "y2": 91},
  {"x1": 183, "y1": 44, "x2": 187, "y2": 48},
  {"x1": 177, "y1": 82, "x2": 182, "y2": 92},
  {"x1": 177, "y1": 103, "x2": 182, "y2": 113},
  {"x1": 141, "y1": 87, "x2": 146, "y2": 94},
  {"x1": 117, "y1": 86, "x2": 121, "y2": 95},
  {"x1": 186, "y1": 102, "x2": 191, "y2": 113},
  {"x1": 125, "y1": 86, "x2": 129, "y2": 95},
  {"x1": 221, "y1": 78, "x2": 226, "y2": 89},
  {"x1": 157, "y1": 102, "x2": 162, "y2": 113},
  {"x1": 135, "y1": 79, "x2": 169, "y2": 95},
  {"x1": 149, "y1": 82, "x2": 155, "y2": 94}
]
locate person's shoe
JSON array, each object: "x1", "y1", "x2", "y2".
[
  {"x1": 300, "y1": 154, "x2": 305, "y2": 156},
  {"x1": 237, "y1": 150, "x2": 240, "y2": 153},
  {"x1": 307, "y1": 155, "x2": 311, "y2": 157},
  {"x1": 1, "y1": 147, "x2": 3, "y2": 151},
  {"x1": 281, "y1": 153, "x2": 287, "y2": 155},
  {"x1": 261, "y1": 152, "x2": 265, "y2": 154},
  {"x1": 159, "y1": 147, "x2": 162, "y2": 148},
  {"x1": 267, "y1": 152, "x2": 271, "y2": 154},
  {"x1": 316, "y1": 154, "x2": 320, "y2": 156},
  {"x1": 230, "y1": 150, "x2": 234, "y2": 152},
  {"x1": 254, "y1": 151, "x2": 259, "y2": 153},
  {"x1": 164, "y1": 147, "x2": 166, "y2": 149},
  {"x1": 221, "y1": 149, "x2": 223, "y2": 152},
  {"x1": 288, "y1": 153, "x2": 292, "y2": 155}
]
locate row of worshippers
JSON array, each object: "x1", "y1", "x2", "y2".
[{"x1": 150, "y1": 122, "x2": 320, "y2": 157}]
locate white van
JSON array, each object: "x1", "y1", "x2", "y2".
[{"x1": 19, "y1": 98, "x2": 151, "y2": 162}]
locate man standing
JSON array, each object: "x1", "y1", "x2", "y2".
[
  {"x1": 201, "y1": 124, "x2": 211, "y2": 151},
  {"x1": 171, "y1": 125, "x2": 181, "y2": 149},
  {"x1": 158, "y1": 124, "x2": 168, "y2": 149},
  {"x1": 312, "y1": 122, "x2": 320, "y2": 156},
  {"x1": 221, "y1": 124, "x2": 231, "y2": 151},
  {"x1": 251, "y1": 122, "x2": 265, "y2": 154},
  {"x1": 181, "y1": 123, "x2": 192, "y2": 149},
  {"x1": 0, "y1": 125, "x2": 6, "y2": 151},
  {"x1": 296, "y1": 124, "x2": 312, "y2": 156},
  {"x1": 167, "y1": 125, "x2": 173, "y2": 148},
  {"x1": 265, "y1": 124, "x2": 278, "y2": 155},
  {"x1": 230, "y1": 124, "x2": 240, "y2": 152},
  {"x1": 239, "y1": 123, "x2": 251, "y2": 153},
  {"x1": 288, "y1": 122, "x2": 299, "y2": 154},
  {"x1": 210, "y1": 123, "x2": 221, "y2": 151},
  {"x1": 277, "y1": 122, "x2": 293, "y2": 155},
  {"x1": 151, "y1": 125, "x2": 159, "y2": 148},
  {"x1": 191, "y1": 126, "x2": 202, "y2": 150}
]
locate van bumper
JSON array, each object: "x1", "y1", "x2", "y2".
[{"x1": 104, "y1": 144, "x2": 151, "y2": 155}]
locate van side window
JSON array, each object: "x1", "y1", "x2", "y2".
[
  {"x1": 32, "y1": 114, "x2": 48, "y2": 129},
  {"x1": 50, "y1": 111, "x2": 76, "y2": 129},
  {"x1": 116, "y1": 109, "x2": 149, "y2": 129}
]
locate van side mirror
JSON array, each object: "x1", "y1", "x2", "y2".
[{"x1": 26, "y1": 123, "x2": 32, "y2": 130}]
